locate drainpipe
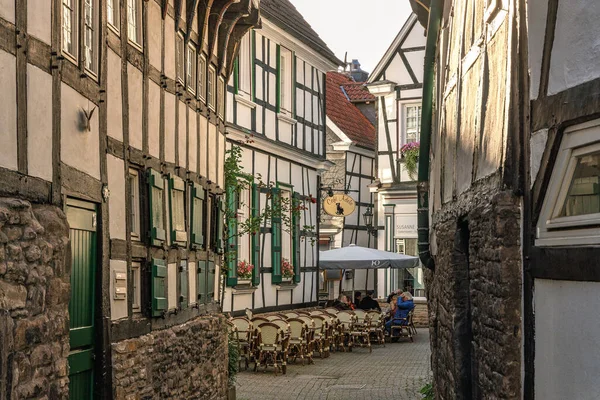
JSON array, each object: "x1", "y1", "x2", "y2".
[{"x1": 417, "y1": 0, "x2": 443, "y2": 271}]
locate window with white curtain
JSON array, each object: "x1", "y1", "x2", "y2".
[
  {"x1": 187, "y1": 44, "x2": 197, "y2": 94},
  {"x1": 127, "y1": 0, "x2": 142, "y2": 46},
  {"x1": 405, "y1": 104, "x2": 422, "y2": 143},
  {"x1": 63, "y1": 0, "x2": 99, "y2": 75},
  {"x1": 83, "y1": 0, "x2": 98, "y2": 74},
  {"x1": 238, "y1": 33, "x2": 252, "y2": 95},
  {"x1": 107, "y1": 0, "x2": 119, "y2": 31},
  {"x1": 198, "y1": 55, "x2": 207, "y2": 100},
  {"x1": 62, "y1": 0, "x2": 77, "y2": 58}
]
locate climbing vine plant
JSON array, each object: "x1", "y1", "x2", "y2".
[{"x1": 220, "y1": 139, "x2": 316, "y2": 298}]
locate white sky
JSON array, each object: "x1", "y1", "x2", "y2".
[{"x1": 290, "y1": 0, "x2": 413, "y2": 74}]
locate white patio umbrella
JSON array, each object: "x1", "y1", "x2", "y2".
[{"x1": 319, "y1": 244, "x2": 420, "y2": 270}]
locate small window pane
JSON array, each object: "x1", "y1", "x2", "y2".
[
  {"x1": 107, "y1": 0, "x2": 119, "y2": 29},
  {"x1": 560, "y1": 151, "x2": 600, "y2": 217},
  {"x1": 176, "y1": 36, "x2": 185, "y2": 83},
  {"x1": 84, "y1": 0, "x2": 97, "y2": 73},
  {"x1": 127, "y1": 0, "x2": 141, "y2": 45},
  {"x1": 62, "y1": 0, "x2": 76, "y2": 56},
  {"x1": 132, "y1": 263, "x2": 141, "y2": 312},
  {"x1": 187, "y1": 45, "x2": 197, "y2": 93},
  {"x1": 129, "y1": 170, "x2": 140, "y2": 237},
  {"x1": 208, "y1": 68, "x2": 215, "y2": 109},
  {"x1": 198, "y1": 56, "x2": 206, "y2": 99}
]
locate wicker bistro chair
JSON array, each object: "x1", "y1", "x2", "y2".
[
  {"x1": 231, "y1": 317, "x2": 255, "y2": 370},
  {"x1": 254, "y1": 323, "x2": 288, "y2": 375},
  {"x1": 267, "y1": 315, "x2": 283, "y2": 321},
  {"x1": 335, "y1": 311, "x2": 356, "y2": 352},
  {"x1": 270, "y1": 319, "x2": 291, "y2": 337},
  {"x1": 324, "y1": 308, "x2": 339, "y2": 315},
  {"x1": 287, "y1": 318, "x2": 312, "y2": 365},
  {"x1": 251, "y1": 316, "x2": 270, "y2": 325},
  {"x1": 309, "y1": 310, "x2": 324, "y2": 316},
  {"x1": 297, "y1": 316, "x2": 316, "y2": 360},
  {"x1": 353, "y1": 309, "x2": 367, "y2": 327},
  {"x1": 366, "y1": 311, "x2": 386, "y2": 346},
  {"x1": 311, "y1": 315, "x2": 330, "y2": 358},
  {"x1": 284, "y1": 312, "x2": 299, "y2": 319},
  {"x1": 296, "y1": 311, "x2": 312, "y2": 317},
  {"x1": 350, "y1": 313, "x2": 372, "y2": 352},
  {"x1": 319, "y1": 313, "x2": 339, "y2": 353},
  {"x1": 390, "y1": 308, "x2": 415, "y2": 342}
]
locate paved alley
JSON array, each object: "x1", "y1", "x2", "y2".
[{"x1": 236, "y1": 329, "x2": 431, "y2": 400}]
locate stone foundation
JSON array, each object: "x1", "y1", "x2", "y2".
[
  {"x1": 427, "y1": 189, "x2": 522, "y2": 399},
  {"x1": 111, "y1": 314, "x2": 229, "y2": 399},
  {"x1": 0, "y1": 198, "x2": 70, "y2": 399}
]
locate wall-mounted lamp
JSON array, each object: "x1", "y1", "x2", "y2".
[{"x1": 362, "y1": 207, "x2": 377, "y2": 237}]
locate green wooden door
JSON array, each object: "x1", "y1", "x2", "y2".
[{"x1": 66, "y1": 199, "x2": 97, "y2": 399}]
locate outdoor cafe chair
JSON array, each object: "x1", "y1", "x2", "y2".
[
  {"x1": 254, "y1": 322, "x2": 288, "y2": 375},
  {"x1": 366, "y1": 311, "x2": 385, "y2": 346},
  {"x1": 324, "y1": 307, "x2": 339, "y2": 315},
  {"x1": 270, "y1": 319, "x2": 291, "y2": 337},
  {"x1": 309, "y1": 310, "x2": 324, "y2": 316},
  {"x1": 284, "y1": 312, "x2": 299, "y2": 319},
  {"x1": 318, "y1": 313, "x2": 338, "y2": 352},
  {"x1": 311, "y1": 315, "x2": 330, "y2": 358},
  {"x1": 287, "y1": 318, "x2": 312, "y2": 365},
  {"x1": 267, "y1": 315, "x2": 282, "y2": 321},
  {"x1": 296, "y1": 311, "x2": 311, "y2": 316},
  {"x1": 350, "y1": 313, "x2": 372, "y2": 353},
  {"x1": 231, "y1": 317, "x2": 255, "y2": 370},
  {"x1": 336, "y1": 311, "x2": 356, "y2": 352},
  {"x1": 251, "y1": 316, "x2": 270, "y2": 325},
  {"x1": 353, "y1": 309, "x2": 367, "y2": 327},
  {"x1": 389, "y1": 308, "x2": 415, "y2": 342},
  {"x1": 297, "y1": 316, "x2": 316, "y2": 357}
]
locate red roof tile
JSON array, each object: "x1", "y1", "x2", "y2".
[
  {"x1": 341, "y1": 82, "x2": 376, "y2": 102},
  {"x1": 326, "y1": 72, "x2": 376, "y2": 150}
]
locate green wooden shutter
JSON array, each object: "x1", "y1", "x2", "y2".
[
  {"x1": 179, "y1": 261, "x2": 189, "y2": 309},
  {"x1": 251, "y1": 183, "x2": 260, "y2": 286},
  {"x1": 196, "y1": 261, "x2": 207, "y2": 304},
  {"x1": 191, "y1": 183, "x2": 205, "y2": 248},
  {"x1": 275, "y1": 44, "x2": 281, "y2": 113},
  {"x1": 151, "y1": 258, "x2": 167, "y2": 317},
  {"x1": 148, "y1": 169, "x2": 166, "y2": 246},
  {"x1": 216, "y1": 199, "x2": 224, "y2": 254},
  {"x1": 226, "y1": 185, "x2": 238, "y2": 287},
  {"x1": 207, "y1": 260, "x2": 216, "y2": 302},
  {"x1": 169, "y1": 175, "x2": 187, "y2": 244},
  {"x1": 292, "y1": 192, "x2": 301, "y2": 284},
  {"x1": 271, "y1": 188, "x2": 282, "y2": 284}
]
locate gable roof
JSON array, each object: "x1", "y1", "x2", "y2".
[
  {"x1": 367, "y1": 13, "x2": 419, "y2": 83},
  {"x1": 341, "y1": 82, "x2": 376, "y2": 103},
  {"x1": 260, "y1": 0, "x2": 341, "y2": 66},
  {"x1": 326, "y1": 72, "x2": 376, "y2": 150}
]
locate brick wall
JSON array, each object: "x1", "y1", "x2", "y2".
[
  {"x1": 111, "y1": 314, "x2": 229, "y2": 399},
  {"x1": 426, "y1": 189, "x2": 522, "y2": 399},
  {"x1": 0, "y1": 199, "x2": 70, "y2": 399}
]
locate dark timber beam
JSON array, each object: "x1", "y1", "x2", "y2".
[
  {"x1": 207, "y1": 0, "x2": 240, "y2": 58},
  {"x1": 221, "y1": 6, "x2": 260, "y2": 77},
  {"x1": 185, "y1": 0, "x2": 201, "y2": 41}
]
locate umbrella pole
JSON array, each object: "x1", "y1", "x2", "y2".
[{"x1": 365, "y1": 269, "x2": 368, "y2": 293}]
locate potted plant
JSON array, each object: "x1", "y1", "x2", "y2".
[
  {"x1": 282, "y1": 258, "x2": 294, "y2": 281},
  {"x1": 401, "y1": 141, "x2": 420, "y2": 180},
  {"x1": 237, "y1": 260, "x2": 253, "y2": 284}
]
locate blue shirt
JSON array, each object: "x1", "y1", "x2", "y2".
[{"x1": 394, "y1": 299, "x2": 414, "y2": 320}]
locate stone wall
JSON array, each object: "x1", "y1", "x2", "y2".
[
  {"x1": 0, "y1": 198, "x2": 70, "y2": 399},
  {"x1": 111, "y1": 314, "x2": 229, "y2": 399},
  {"x1": 426, "y1": 189, "x2": 522, "y2": 399}
]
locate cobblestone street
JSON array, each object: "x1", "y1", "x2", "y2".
[{"x1": 236, "y1": 329, "x2": 431, "y2": 400}]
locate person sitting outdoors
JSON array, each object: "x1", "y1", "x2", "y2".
[
  {"x1": 353, "y1": 292, "x2": 362, "y2": 308},
  {"x1": 385, "y1": 292, "x2": 414, "y2": 334},
  {"x1": 358, "y1": 290, "x2": 381, "y2": 311},
  {"x1": 332, "y1": 294, "x2": 351, "y2": 311},
  {"x1": 386, "y1": 289, "x2": 403, "y2": 304}
]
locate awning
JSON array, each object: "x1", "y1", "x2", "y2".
[{"x1": 319, "y1": 244, "x2": 420, "y2": 270}]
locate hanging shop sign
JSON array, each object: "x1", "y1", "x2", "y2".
[{"x1": 323, "y1": 194, "x2": 356, "y2": 217}]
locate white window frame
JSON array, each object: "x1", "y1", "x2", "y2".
[
  {"x1": 83, "y1": 0, "x2": 99, "y2": 76},
  {"x1": 207, "y1": 66, "x2": 216, "y2": 110},
  {"x1": 187, "y1": 43, "x2": 197, "y2": 94},
  {"x1": 279, "y1": 47, "x2": 293, "y2": 113},
  {"x1": 218, "y1": 77, "x2": 225, "y2": 119},
  {"x1": 131, "y1": 262, "x2": 141, "y2": 313},
  {"x1": 107, "y1": 0, "x2": 120, "y2": 33},
  {"x1": 176, "y1": 33, "x2": 185, "y2": 84},
  {"x1": 198, "y1": 55, "x2": 207, "y2": 101},
  {"x1": 280, "y1": 188, "x2": 293, "y2": 262},
  {"x1": 129, "y1": 169, "x2": 141, "y2": 239},
  {"x1": 237, "y1": 185, "x2": 251, "y2": 267},
  {"x1": 396, "y1": 238, "x2": 406, "y2": 254},
  {"x1": 537, "y1": 119, "x2": 600, "y2": 246},
  {"x1": 62, "y1": 0, "x2": 78, "y2": 61},
  {"x1": 238, "y1": 33, "x2": 252, "y2": 96},
  {"x1": 127, "y1": 0, "x2": 142, "y2": 48},
  {"x1": 404, "y1": 103, "x2": 422, "y2": 144}
]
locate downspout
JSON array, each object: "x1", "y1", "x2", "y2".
[{"x1": 417, "y1": 0, "x2": 443, "y2": 271}]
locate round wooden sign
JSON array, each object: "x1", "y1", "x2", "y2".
[{"x1": 323, "y1": 194, "x2": 356, "y2": 217}]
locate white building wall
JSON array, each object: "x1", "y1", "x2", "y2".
[
  {"x1": 27, "y1": 64, "x2": 53, "y2": 182},
  {"x1": 0, "y1": 50, "x2": 17, "y2": 171}
]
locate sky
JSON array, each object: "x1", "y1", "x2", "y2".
[{"x1": 290, "y1": 0, "x2": 413, "y2": 74}]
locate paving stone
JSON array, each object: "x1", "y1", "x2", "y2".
[{"x1": 236, "y1": 329, "x2": 431, "y2": 400}]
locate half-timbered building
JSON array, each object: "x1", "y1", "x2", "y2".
[
  {"x1": 412, "y1": 0, "x2": 600, "y2": 398},
  {"x1": 0, "y1": 0, "x2": 259, "y2": 397},
  {"x1": 222, "y1": 0, "x2": 340, "y2": 314},
  {"x1": 366, "y1": 13, "x2": 427, "y2": 299},
  {"x1": 320, "y1": 70, "x2": 376, "y2": 299}
]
